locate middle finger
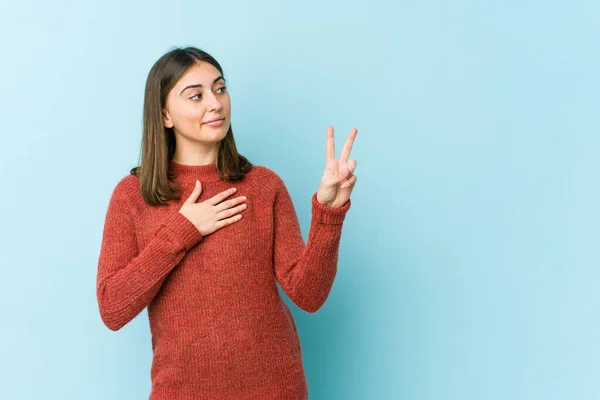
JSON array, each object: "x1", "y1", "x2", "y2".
[{"x1": 339, "y1": 128, "x2": 358, "y2": 162}]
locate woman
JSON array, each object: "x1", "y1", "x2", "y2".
[{"x1": 96, "y1": 46, "x2": 358, "y2": 399}]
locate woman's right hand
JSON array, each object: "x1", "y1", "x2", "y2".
[{"x1": 178, "y1": 180, "x2": 247, "y2": 236}]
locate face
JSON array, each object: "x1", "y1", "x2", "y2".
[{"x1": 162, "y1": 61, "x2": 231, "y2": 145}]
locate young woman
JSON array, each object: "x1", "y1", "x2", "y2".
[{"x1": 96, "y1": 46, "x2": 358, "y2": 399}]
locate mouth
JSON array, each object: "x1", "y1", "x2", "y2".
[{"x1": 205, "y1": 117, "x2": 225, "y2": 125}]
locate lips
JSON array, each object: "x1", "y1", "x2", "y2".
[{"x1": 205, "y1": 117, "x2": 224, "y2": 124}]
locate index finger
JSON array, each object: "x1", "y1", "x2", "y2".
[
  {"x1": 209, "y1": 187, "x2": 238, "y2": 205},
  {"x1": 326, "y1": 126, "x2": 335, "y2": 161}
]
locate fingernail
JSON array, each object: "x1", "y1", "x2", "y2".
[{"x1": 196, "y1": 180, "x2": 199, "y2": 188}]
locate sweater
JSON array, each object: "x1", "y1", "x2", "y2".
[{"x1": 96, "y1": 160, "x2": 351, "y2": 399}]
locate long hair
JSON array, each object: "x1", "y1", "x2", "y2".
[{"x1": 131, "y1": 46, "x2": 253, "y2": 206}]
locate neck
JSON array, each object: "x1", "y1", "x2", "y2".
[
  {"x1": 168, "y1": 159, "x2": 221, "y2": 183},
  {"x1": 171, "y1": 141, "x2": 218, "y2": 166}
]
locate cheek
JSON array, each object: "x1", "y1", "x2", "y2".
[
  {"x1": 173, "y1": 103, "x2": 207, "y2": 125},
  {"x1": 222, "y1": 96, "x2": 232, "y2": 114}
]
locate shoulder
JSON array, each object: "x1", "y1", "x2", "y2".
[
  {"x1": 245, "y1": 164, "x2": 287, "y2": 192},
  {"x1": 108, "y1": 173, "x2": 140, "y2": 207}
]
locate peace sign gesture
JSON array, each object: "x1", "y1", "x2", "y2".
[{"x1": 316, "y1": 126, "x2": 358, "y2": 208}]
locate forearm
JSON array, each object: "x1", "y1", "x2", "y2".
[
  {"x1": 97, "y1": 211, "x2": 202, "y2": 330},
  {"x1": 279, "y1": 219, "x2": 344, "y2": 313},
  {"x1": 275, "y1": 193, "x2": 350, "y2": 313}
]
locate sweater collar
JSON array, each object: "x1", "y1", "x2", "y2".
[{"x1": 168, "y1": 160, "x2": 222, "y2": 183}]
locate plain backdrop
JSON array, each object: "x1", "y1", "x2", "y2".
[{"x1": 1, "y1": 0, "x2": 599, "y2": 399}]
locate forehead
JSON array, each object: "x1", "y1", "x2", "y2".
[{"x1": 175, "y1": 61, "x2": 221, "y2": 88}]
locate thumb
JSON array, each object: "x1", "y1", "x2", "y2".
[{"x1": 185, "y1": 180, "x2": 202, "y2": 204}]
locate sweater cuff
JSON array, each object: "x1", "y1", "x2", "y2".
[
  {"x1": 160, "y1": 211, "x2": 203, "y2": 251},
  {"x1": 311, "y1": 192, "x2": 351, "y2": 225}
]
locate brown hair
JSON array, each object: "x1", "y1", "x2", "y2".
[{"x1": 130, "y1": 46, "x2": 253, "y2": 206}]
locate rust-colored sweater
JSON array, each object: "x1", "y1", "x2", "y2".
[{"x1": 96, "y1": 161, "x2": 351, "y2": 399}]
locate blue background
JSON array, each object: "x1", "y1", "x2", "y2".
[{"x1": 1, "y1": 0, "x2": 599, "y2": 399}]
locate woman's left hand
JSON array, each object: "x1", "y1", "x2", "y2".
[{"x1": 316, "y1": 126, "x2": 358, "y2": 208}]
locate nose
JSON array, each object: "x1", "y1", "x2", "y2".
[{"x1": 206, "y1": 92, "x2": 222, "y2": 112}]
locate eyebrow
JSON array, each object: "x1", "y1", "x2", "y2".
[{"x1": 180, "y1": 76, "x2": 225, "y2": 95}]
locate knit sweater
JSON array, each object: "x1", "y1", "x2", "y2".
[{"x1": 96, "y1": 160, "x2": 351, "y2": 399}]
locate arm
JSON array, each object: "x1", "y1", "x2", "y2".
[
  {"x1": 96, "y1": 179, "x2": 203, "y2": 331},
  {"x1": 272, "y1": 179, "x2": 351, "y2": 313}
]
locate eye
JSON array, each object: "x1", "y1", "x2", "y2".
[
  {"x1": 190, "y1": 93, "x2": 202, "y2": 100},
  {"x1": 216, "y1": 86, "x2": 227, "y2": 94}
]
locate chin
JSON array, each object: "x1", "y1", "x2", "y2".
[
  {"x1": 218, "y1": 123, "x2": 231, "y2": 136},
  {"x1": 199, "y1": 127, "x2": 228, "y2": 141}
]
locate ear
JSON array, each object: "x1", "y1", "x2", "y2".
[{"x1": 162, "y1": 108, "x2": 174, "y2": 128}]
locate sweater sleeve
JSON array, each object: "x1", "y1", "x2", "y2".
[
  {"x1": 272, "y1": 178, "x2": 351, "y2": 313},
  {"x1": 96, "y1": 179, "x2": 204, "y2": 331}
]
